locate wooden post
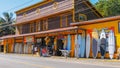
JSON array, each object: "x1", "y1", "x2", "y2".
[
  {"x1": 4, "y1": 39, "x2": 7, "y2": 54},
  {"x1": 71, "y1": 35, "x2": 75, "y2": 57}
]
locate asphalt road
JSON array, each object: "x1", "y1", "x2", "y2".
[{"x1": 0, "y1": 54, "x2": 119, "y2": 68}]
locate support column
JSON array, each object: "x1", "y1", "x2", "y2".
[
  {"x1": 71, "y1": 35, "x2": 75, "y2": 57},
  {"x1": 4, "y1": 39, "x2": 7, "y2": 54}
]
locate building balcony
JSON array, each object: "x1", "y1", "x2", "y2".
[{"x1": 16, "y1": 0, "x2": 73, "y2": 24}]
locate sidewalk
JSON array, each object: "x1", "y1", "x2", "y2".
[
  {"x1": 48, "y1": 56, "x2": 120, "y2": 67},
  {"x1": 50, "y1": 56, "x2": 120, "y2": 63},
  {"x1": 0, "y1": 52, "x2": 39, "y2": 57},
  {"x1": 1, "y1": 52, "x2": 120, "y2": 67}
]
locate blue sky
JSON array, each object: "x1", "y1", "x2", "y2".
[
  {"x1": 0, "y1": 0, "x2": 98, "y2": 17},
  {"x1": 90, "y1": 0, "x2": 98, "y2": 4}
]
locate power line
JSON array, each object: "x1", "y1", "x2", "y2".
[
  {"x1": 0, "y1": 0, "x2": 35, "y2": 28},
  {"x1": 5, "y1": 0, "x2": 34, "y2": 12}
]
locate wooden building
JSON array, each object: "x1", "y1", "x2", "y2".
[{"x1": 0, "y1": 0, "x2": 106, "y2": 58}]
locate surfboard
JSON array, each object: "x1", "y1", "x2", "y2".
[
  {"x1": 63, "y1": 36, "x2": 67, "y2": 50},
  {"x1": 80, "y1": 34, "x2": 86, "y2": 58},
  {"x1": 24, "y1": 45, "x2": 25, "y2": 54},
  {"x1": 75, "y1": 35, "x2": 78, "y2": 58},
  {"x1": 19, "y1": 44, "x2": 22, "y2": 53},
  {"x1": 75, "y1": 35, "x2": 80, "y2": 58},
  {"x1": 78, "y1": 34, "x2": 81, "y2": 57},
  {"x1": 67, "y1": 34, "x2": 71, "y2": 51},
  {"x1": 100, "y1": 29, "x2": 107, "y2": 59},
  {"x1": 86, "y1": 34, "x2": 91, "y2": 58},
  {"x1": 108, "y1": 30, "x2": 115, "y2": 59},
  {"x1": 17, "y1": 44, "x2": 19, "y2": 53},
  {"x1": 92, "y1": 29, "x2": 99, "y2": 59}
]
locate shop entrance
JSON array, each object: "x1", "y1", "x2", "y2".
[
  {"x1": 14, "y1": 43, "x2": 23, "y2": 54},
  {"x1": 55, "y1": 39, "x2": 64, "y2": 56},
  {"x1": 24, "y1": 42, "x2": 33, "y2": 54},
  {"x1": 0, "y1": 45, "x2": 4, "y2": 52}
]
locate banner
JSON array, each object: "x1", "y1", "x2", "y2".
[{"x1": 24, "y1": 36, "x2": 34, "y2": 43}]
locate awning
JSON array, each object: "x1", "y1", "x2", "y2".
[
  {"x1": 0, "y1": 26, "x2": 84, "y2": 39},
  {"x1": 71, "y1": 15, "x2": 120, "y2": 26}
]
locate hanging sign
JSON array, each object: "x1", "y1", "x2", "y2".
[
  {"x1": 0, "y1": 40, "x2": 3, "y2": 45},
  {"x1": 24, "y1": 36, "x2": 34, "y2": 43},
  {"x1": 36, "y1": 38, "x2": 42, "y2": 43}
]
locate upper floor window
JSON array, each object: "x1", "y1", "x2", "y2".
[
  {"x1": 61, "y1": 15, "x2": 67, "y2": 27},
  {"x1": 36, "y1": 20, "x2": 44, "y2": 32},
  {"x1": 61, "y1": 13, "x2": 73, "y2": 27},
  {"x1": 22, "y1": 24, "x2": 30, "y2": 34},
  {"x1": 17, "y1": 25, "x2": 22, "y2": 34},
  {"x1": 48, "y1": 16, "x2": 60, "y2": 30},
  {"x1": 36, "y1": 21, "x2": 40, "y2": 32},
  {"x1": 42, "y1": 19, "x2": 48, "y2": 30},
  {"x1": 79, "y1": 14, "x2": 87, "y2": 21},
  {"x1": 30, "y1": 23, "x2": 35, "y2": 33}
]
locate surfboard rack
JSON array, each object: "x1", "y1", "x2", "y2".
[{"x1": 59, "y1": 49, "x2": 71, "y2": 58}]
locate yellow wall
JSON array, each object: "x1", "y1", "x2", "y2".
[
  {"x1": 4, "y1": 39, "x2": 14, "y2": 53},
  {"x1": 80, "y1": 20, "x2": 120, "y2": 58}
]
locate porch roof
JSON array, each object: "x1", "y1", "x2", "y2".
[
  {"x1": 0, "y1": 26, "x2": 82, "y2": 39},
  {"x1": 71, "y1": 15, "x2": 120, "y2": 26}
]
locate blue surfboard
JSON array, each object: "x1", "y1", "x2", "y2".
[
  {"x1": 67, "y1": 34, "x2": 71, "y2": 51},
  {"x1": 77, "y1": 34, "x2": 81, "y2": 57},
  {"x1": 80, "y1": 34, "x2": 86, "y2": 58}
]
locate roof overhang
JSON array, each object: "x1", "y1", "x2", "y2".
[
  {"x1": 71, "y1": 15, "x2": 120, "y2": 26},
  {"x1": 0, "y1": 26, "x2": 85, "y2": 40}
]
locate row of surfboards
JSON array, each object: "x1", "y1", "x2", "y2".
[{"x1": 66, "y1": 29, "x2": 115, "y2": 59}]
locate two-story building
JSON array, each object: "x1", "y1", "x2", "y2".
[{"x1": 1, "y1": 0, "x2": 109, "y2": 58}]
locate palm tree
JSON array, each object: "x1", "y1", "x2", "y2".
[{"x1": 0, "y1": 12, "x2": 15, "y2": 36}]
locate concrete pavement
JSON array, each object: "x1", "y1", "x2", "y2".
[{"x1": 0, "y1": 53, "x2": 120, "y2": 68}]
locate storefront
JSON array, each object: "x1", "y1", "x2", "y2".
[
  {"x1": 1, "y1": 27, "x2": 85, "y2": 57},
  {"x1": 24, "y1": 36, "x2": 34, "y2": 54},
  {"x1": 14, "y1": 37, "x2": 23, "y2": 54},
  {"x1": 0, "y1": 40, "x2": 4, "y2": 52},
  {"x1": 71, "y1": 16, "x2": 120, "y2": 59}
]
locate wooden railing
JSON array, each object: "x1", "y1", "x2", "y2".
[{"x1": 16, "y1": 0, "x2": 74, "y2": 23}]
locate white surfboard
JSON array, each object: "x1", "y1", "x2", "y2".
[
  {"x1": 108, "y1": 30, "x2": 115, "y2": 59},
  {"x1": 86, "y1": 34, "x2": 91, "y2": 58},
  {"x1": 75, "y1": 35, "x2": 78, "y2": 58}
]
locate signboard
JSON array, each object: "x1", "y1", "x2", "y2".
[
  {"x1": 24, "y1": 36, "x2": 34, "y2": 43},
  {"x1": 36, "y1": 38, "x2": 42, "y2": 43},
  {"x1": 0, "y1": 40, "x2": 3, "y2": 45}
]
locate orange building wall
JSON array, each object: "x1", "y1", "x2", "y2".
[
  {"x1": 3, "y1": 38, "x2": 14, "y2": 53},
  {"x1": 79, "y1": 20, "x2": 120, "y2": 58}
]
